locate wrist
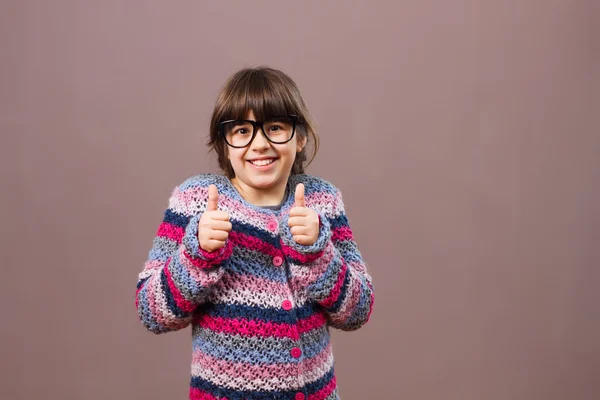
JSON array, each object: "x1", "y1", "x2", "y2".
[
  {"x1": 280, "y1": 211, "x2": 332, "y2": 263},
  {"x1": 183, "y1": 214, "x2": 232, "y2": 267}
]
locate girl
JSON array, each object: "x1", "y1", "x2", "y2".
[{"x1": 135, "y1": 67, "x2": 375, "y2": 400}]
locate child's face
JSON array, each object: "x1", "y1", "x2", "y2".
[{"x1": 227, "y1": 110, "x2": 305, "y2": 192}]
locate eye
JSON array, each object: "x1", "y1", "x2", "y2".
[
  {"x1": 227, "y1": 121, "x2": 253, "y2": 135},
  {"x1": 268, "y1": 124, "x2": 283, "y2": 132}
]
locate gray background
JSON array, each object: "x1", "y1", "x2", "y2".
[{"x1": 2, "y1": 1, "x2": 599, "y2": 399}]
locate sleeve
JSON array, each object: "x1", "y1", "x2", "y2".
[
  {"x1": 135, "y1": 184, "x2": 233, "y2": 334},
  {"x1": 279, "y1": 187, "x2": 375, "y2": 331}
]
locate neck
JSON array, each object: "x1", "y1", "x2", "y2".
[{"x1": 231, "y1": 177, "x2": 289, "y2": 207}]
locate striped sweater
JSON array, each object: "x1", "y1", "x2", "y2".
[{"x1": 135, "y1": 173, "x2": 375, "y2": 400}]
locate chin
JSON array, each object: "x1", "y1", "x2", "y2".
[{"x1": 248, "y1": 175, "x2": 279, "y2": 189}]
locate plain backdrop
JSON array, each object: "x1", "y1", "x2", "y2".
[{"x1": 2, "y1": 1, "x2": 599, "y2": 399}]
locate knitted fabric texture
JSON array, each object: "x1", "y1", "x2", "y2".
[{"x1": 135, "y1": 173, "x2": 374, "y2": 400}]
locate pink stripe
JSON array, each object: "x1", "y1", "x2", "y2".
[
  {"x1": 144, "y1": 258, "x2": 191, "y2": 330},
  {"x1": 339, "y1": 271, "x2": 362, "y2": 322},
  {"x1": 189, "y1": 388, "x2": 221, "y2": 400},
  {"x1": 333, "y1": 270, "x2": 362, "y2": 323},
  {"x1": 229, "y1": 231, "x2": 281, "y2": 258},
  {"x1": 331, "y1": 226, "x2": 353, "y2": 242},
  {"x1": 289, "y1": 244, "x2": 335, "y2": 289},
  {"x1": 157, "y1": 222, "x2": 184, "y2": 243},
  {"x1": 297, "y1": 312, "x2": 328, "y2": 334},
  {"x1": 309, "y1": 375, "x2": 337, "y2": 400},
  {"x1": 192, "y1": 341, "x2": 333, "y2": 382},
  {"x1": 178, "y1": 246, "x2": 226, "y2": 287},
  {"x1": 176, "y1": 187, "x2": 273, "y2": 226},
  {"x1": 300, "y1": 342, "x2": 333, "y2": 376},
  {"x1": 220, "y1": 194, "x2": 273, "y2": 225},
  {"x1": 281, "y1": 244, "x2": 324, "y2": 264},
  {"x1": 319, "y1": 262, "x2": 348, "y2": 308},
  {"x1": 183, "y1": 238, "x2": 234, "y2": 269},
  {"x1": 145, "y1": 268, "x2": 159, "y2": 316},
  {"x1": 196, "y1": 312, "x2": 327, "y2": 339},
  {"x1": 135, "y1": 287, "x2": 141, "y2": 309},
  {"x1": 223, "y1": 272, "x2": 288, "y2": 298},
  {"x1": 143, "y1": 259, "x2": 164, "y2": 271},
  {"x1": 305, "y1": 191, "x2": 340, "y2": 212},
  {"x1": 193, "y1": 352, "x2": 298, "y2": 380},
  {"x1": 163, "y1": 261, "x2": 196, "y2": 313},
  {"x1": 197, "y1": 315, "x2": 300, "y2": 340}
]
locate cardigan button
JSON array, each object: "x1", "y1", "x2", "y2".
[
  {"x1": 295, "y1": 393, "x2": 305, "y2": 400},
  {"x1": 282, "y1": 300, "x2": 292, "y2": 311},
  {"x1": 267, "y1": 220, "x2": 278, "y2": 232},
  {"x1": 272, "y1": 256, "x2": 283, "y2": 267},
  {"x1": 291, "y1": 347, "x2": 302, "y2": 358}
]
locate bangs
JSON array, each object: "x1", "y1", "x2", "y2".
[{"x1": 220, "y1": 71, "x2": 298, "y2": 122}]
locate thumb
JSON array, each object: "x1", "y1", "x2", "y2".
[
  {"x1": 295, "y1": 183, "x2": 305, "y2": 208},
  {"x1": 207, "y1": 184, "x2": 219, "y2": 211}
]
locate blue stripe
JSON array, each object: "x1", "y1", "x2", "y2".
[
  {"x1": 346, "y1": 274, "x2": 370, "y2": 326},
  {"x1": 328, "y1": 213, "x2": 348, "y2": 230},
  {"x1": 194, "y1": 337, "x2": 299, "y2": 365},
  {"x1": 338, "y1": 246, "x2": 364, "y2": 264},
  {"x1": 309, "y1": 255, "x2": 343, "y2": 299},
  {"x1": 148, "y1": 237, "x2": 178, "y2": 262},
  {"x1": 193, "y1": 330, "x2": 329, "y2": 364},
  {"x1": 328, "y1": 262, "x2": 351, "y2": 314},
  {"x1": 164, "y1": 208, "x2": 189, "y2": 228},
  {"x1": 168, "y1": 255, "x2": 213, "y2": 301},
  {"x1": 227, "y1": 251, "x2": 287, "y2": 283},
  {"x1": 160, "y1": 268, "x2": 189, "y2": 319},
  {"x1": 190, "y1": 366, "x2": 335, "y2": 400},
  {"x1": 301, "y1": 331, "x2": 331, "y2": 359},
  {"x1": 204, "y1": 302, "x2": 316, "y2": 324},
  {"x1": 232, "y1": 219, "x2": 280, "y2": 248},
  {"x1": 137, "y1": 285, "x2": 163, "y2": 332},
  {"x1": 178, "y1": 174, "x2": 217, "y2": 191},
  {"x1": 136, "y1": 277, "x2": 148, "y2": 290}
]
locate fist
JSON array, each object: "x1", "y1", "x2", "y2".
[
  {"x1": 288, "y1": 183, "x2": 320, "y2": 246},
  {"x1": 198, "y1": 184, "x2": 232, "y2": 252}
]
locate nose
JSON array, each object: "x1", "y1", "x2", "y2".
[{"x1": 249, "y1": 126, "x2": 270, "y2": 150}]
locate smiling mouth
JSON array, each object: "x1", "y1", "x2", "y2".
[{"x1": 248, "y1": 158, "x2": 277, "y2": 166}]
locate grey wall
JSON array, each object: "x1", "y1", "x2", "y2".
[{"x1": 2, "y1": 1, "x2": 599, "y2": 399}]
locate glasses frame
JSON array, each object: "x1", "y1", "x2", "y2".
[{"x1": 218, "y1": 114, "x2": 300, "y2": 148}]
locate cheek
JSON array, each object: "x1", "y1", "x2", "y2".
[
  {"x1": 228, "y1": 149, "x2": 245, "y2": 163},
  {"x1": 282, "y1": 145, "x2": 298, "y2": 162}
]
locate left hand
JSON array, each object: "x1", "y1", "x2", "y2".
[{"x1": 288, "y1": 183, "x2": 320, "y2": 246}]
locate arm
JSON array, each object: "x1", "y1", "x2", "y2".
[
  {"x1": 135, "y1": 184, "x2": 232, "y2": 334},
  {"x1": 280, "y1": 188, "x2": 374, "y2": 331}
]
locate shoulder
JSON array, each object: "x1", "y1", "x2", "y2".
[
  {"x1": 175, "y1": 173, "x2": 227, "y2": 192},
  {"x1": 290, "y1": 174, "x2": 340, "y2": 196},
  {"x1": 167, "y1": 173, "x2": 229, "y2": 216},
  {"x1": 290, "y1": 174, "x2": 346, "y2": 216}
]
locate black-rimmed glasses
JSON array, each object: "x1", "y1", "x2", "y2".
[{"x1": 218, "y1": 115, "x2": 300, "y2": 148}]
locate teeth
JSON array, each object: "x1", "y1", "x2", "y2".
[{"x1": 250, "y1": 159, "x2": 275, "y2": 166}]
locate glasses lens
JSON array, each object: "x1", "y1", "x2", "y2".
[
  {"x1": 223, "y1": 120, "x2": 254, "y2": 147},
  {"x1": 263, "y1": 116, "x2": 295, "y2": 143}
]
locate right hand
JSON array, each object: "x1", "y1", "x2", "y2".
[{"x1": 198, "y1": 184, "x2": 232, "y2": 252}]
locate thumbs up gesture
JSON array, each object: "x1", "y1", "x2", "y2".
[
  {"x1": 198, "y1": 184, "x2": 232, "y2": 252},
  {"x1": 288, "y1": 183, "x2": 320, "y2": 246}
]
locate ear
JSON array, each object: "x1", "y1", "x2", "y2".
[{"x1": 296, "y1": 134, "x2": 308, "y2": 153}]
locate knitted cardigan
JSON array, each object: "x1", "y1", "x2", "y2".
[{"x1": 135, "y1": 173, "x2": 375, "y2": 400}]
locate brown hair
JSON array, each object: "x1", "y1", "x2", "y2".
[{"x1": 207, "y1": 66, "x2": 319, "y2": 178}]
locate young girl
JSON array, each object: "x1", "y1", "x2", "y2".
[{"x1": 135, "y1": 67, "x2": 375, "y2": 400}]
